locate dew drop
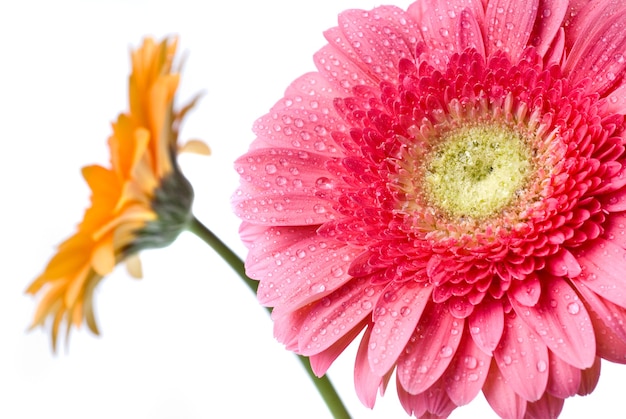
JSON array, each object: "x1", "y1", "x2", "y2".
[
  {"x1": 567, "y1": 302, "x2": 580, "y2": 315},
  {"x1": 503, "y1": 355, "x2": 512, "y2": 365},
  {"x1": 465, "y1": 356, "x2": 478, "y2": 369},
  {"x1": 314, "y1": 204, "x2": 327, "y2": 214},
  {"x1": 439, "y1": 28, "x2": 449, "y2": 37},
  {"x1": 316, "y1": 177, "x2": 334, "y2": 189},
  {"x1": 468, "y1": 373, "x2": 479, "y2": 382},
  {"x1": 362, "y1": 301, "x2": 373, "y2": 310},
  {"x1": 275, "y1": 176, "x2": 287, "y2": 186},
  {"x1": 440, "y1": 346, "x2": 453, "y2": 358},
  {"x1": 364, "y1": 287, "x2": 376, "y2": 297},
  {"x1": 400, "y1": 306, "x2": 411, "y2": 317},
  {"x1": 297, "y1": 249, "x2": 306, "y2": 259},
  {"x1": 331, "y1": 266, "x2": 344, "y2": 277},
  {"x1": 537, "y1": 360, "x2": 547, "y2": 373}
]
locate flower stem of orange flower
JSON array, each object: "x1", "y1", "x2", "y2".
[{"x1": 187, "y1": 215, "x2": 351, "y2": 419}]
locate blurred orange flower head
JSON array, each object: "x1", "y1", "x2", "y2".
[{"x1": 27, "y1": 36, "x2": 209, "y2": 350}]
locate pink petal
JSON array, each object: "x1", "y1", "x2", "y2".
[
  {"x1": 407, "y1": 0, "x2": 485, "y2": 58},
  {"x1": 354, "y1": 324, "x2": 383, "y2": 408},
  {"x1": 241, "y1": 225, "x2": 360, "y2": 313},
  {"x1": 564, "y1": 7, "x2": 626, "y2": 96},
  {"x1": 397, "y1": 377, "x2": 428, "y2": 417},
  {"x1": 546, "y1": 351, "x2": 581, "y2": 398},
  {"x1": 332, "y1": 7, "x2": 420, "y2": 83},
  {"x1": 578, "y1": 356, "x2": 601, "y2": 396},
  {"x1": 601, "y1": 187, "x2": 626, "y2": 212},
  {"x1": 494, "y1": 311, "x2": 549, "y2": 402},
  {"x1": 575, "y1": 236, "x2": 626, "y2": 308},
  {"x1": 233, "y1": 148, "x2": 341, "y2": 226},
  {"x1": 468, "y1": 299, "x2": 505, "y2": 355},
  {"x1": 484, "y1": 0, "x2": 539, "y2": 61},
  {"x1": 443, "y1": 335, "x2": 492, "y2": 406},
  {"x1": 511, "y1": 276, "x2": 596, "y2": 369},
  {"x1": 314, "y1": 42, "x2": 378, "y2": 95},
  {"x1": 272, "y1": 305, "x2": 310, "y2": 351},
  {"x1": 509, "y1": 274, "x2": 541, "y2": 306},
  {"x1": 483, "y1": 361, "x2": 527, "y2": 419},
  {"x1": 457, "y1": 8, "x2": 486, "y2": 56},
  {"x1": 298, "y1": 277, "x2": 385, "y2": 356},
  {"x1": 368, "y1": 281, "x2": 433, "y2": 376},
  {"x1": 527, "y1": 0, "x2": 568, "y2": 57},
  {"x1": 545, "y1": 248, "x2": 581, "y2": 278},
  {"x1": 576, "y1": 285, "x2": 626, "y2": 363},
  {"x1": 396, "y1": 303, "x2": 464, "y2": 394},
  {"x1": 574, "y1": 280, "x2": 626, "y2": 343},
  {"x1": 397, "y1": 377, "x2": 457, "y2": 418},
  {"x1": 309, "y1": 318, "x2": 367, "y2": 377},
  {"x1": 525, "y1": 392, "x2": 564, "y2": 419}
]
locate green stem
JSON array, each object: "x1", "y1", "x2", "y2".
[{"x1": 187, "y1": 215, "x2": 351, "y2": 419}]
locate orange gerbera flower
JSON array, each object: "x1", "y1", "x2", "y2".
[{"x1": 27, "y1": 36, "x2": 209, "y2": 350}]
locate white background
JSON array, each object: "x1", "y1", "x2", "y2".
[{"x1": 1, "y1": 1, "x2": 625, "y2": 418}]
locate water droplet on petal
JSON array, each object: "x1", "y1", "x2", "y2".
[
  {"x1": 265, "y1": 164, "x2": 277, "y2": 174},
  {"x1": 440, "y1": 346, "x2": 453, "y2": 358},
  {"x1": 331, "y1": 266, "x2": 344, "y2": 277},
  {"x1": 464, "y1": 356, "x2": 478, "y2": 369},
  {"x1": 567, "y1": 302, "x2": 580, "y2": 315},
  {"x1": 537, "y1": 360, "x2": 547, "y2": 373}
]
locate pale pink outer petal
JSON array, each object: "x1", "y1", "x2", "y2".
[
  {"x1": 332, "y1": 7, "x2": 420, "y2": 83},
  {"x1": 396, "y1": 303, "x2": 464, "y2": 395},
  {"x1": 397, "y1": 377, "x2": 428, "y2": 417},
  {"x1": 354, "y1": 325, "x2": 384, "y2": 408},
  {"x1": 527, "y1": 0, "x2": 568, "y2": 57},
  {"x1": 509, "y1": 274, "x2": 541, "y2": 306},
  {"x1": 563, "y1": 0, "x2": 626, "y2": 50},
  {"x1": 575, "y1": 283, "x2": 626, "y2": 363},
  {"x1": 298, "y1": 277, "x2": 386, "y2": 356},
  {"x1": 468, "y1": 299, "x2": 505, "y2": 355},
  {"x1": 493, "y1": 311, "x2": 549, "y2": 402},
  {"x1": 397, "y1": 377, "x2": 457, "y2": 418},
  {"x1": 367, "y1": 281, "x2": 433, "y2": 376},
  {"x1": 457, "y1": 8, "x2": 486, "y2": 56},
  {"x1": 251, "y1": 72, "x2": 348, "y2": 154},
  {"x1": 605, "y1": 82, "x2": 626, "y2": 114},
  {"x1": 310, "y1": 319, "x2": 367, "y2": 377},
  {"x1": 407, "y1": 0, "x2": 485, "y2": 59},
  {"x1": 546, "y1": 350, "x2": 581, "y2": 398},
  {"x1": 272, "y1": 306, "x2": 309, "y2": 351},
  {"x1": 524, "y1": 392, "x2": 564, "y2": 419},
  {"x1": 573, "y1": 280, "x2": 626, "y2": 343},
  {"x1": 484, "y1": 0, "x2": 539, "y2": 61},
  {"x1": 511, "y1": 276, "x2": 596, "y2": 369},
  {"x1": 443, "y1": 335, "x2": 492, "y2": 406},
  {"x1": 564, "y1": 7, "x2": 626, "y2": 96},
  {"x1": 233, "y1": 149, "x2": 342, "y2": 226},
  {"x1": 578, "y1": 356, "x2": 601, "y2": 396},
  {"x1": 483, "y1": 361, "x2": 527, "y2": 419},
  {"x1": 575, "y1": 236, "x2": 626, "y2": 308},
  {"x1": 314, "y1": 43, "x2": 380, "y2": 96},
  {"x1": 240, "y1": 224, "x2": 360, "y2": 312},
  {"x1": 602, "y1": 183, "x2": 626, "y2": 212},
  {"x1": 545, "y1": 248, "x2": 581, "y2": 278}
]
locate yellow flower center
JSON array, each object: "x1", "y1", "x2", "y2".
[{"x1": 423, "y1": 124, "x2": 532, "y2": 219}]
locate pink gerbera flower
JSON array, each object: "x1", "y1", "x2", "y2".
[{"x1": 234, "y1": 0, "x2": 626, "y2": 417}]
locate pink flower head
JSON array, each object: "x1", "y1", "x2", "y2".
[{"x1": 234, "y1": 0, "x2": 626, "y2": 417}]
